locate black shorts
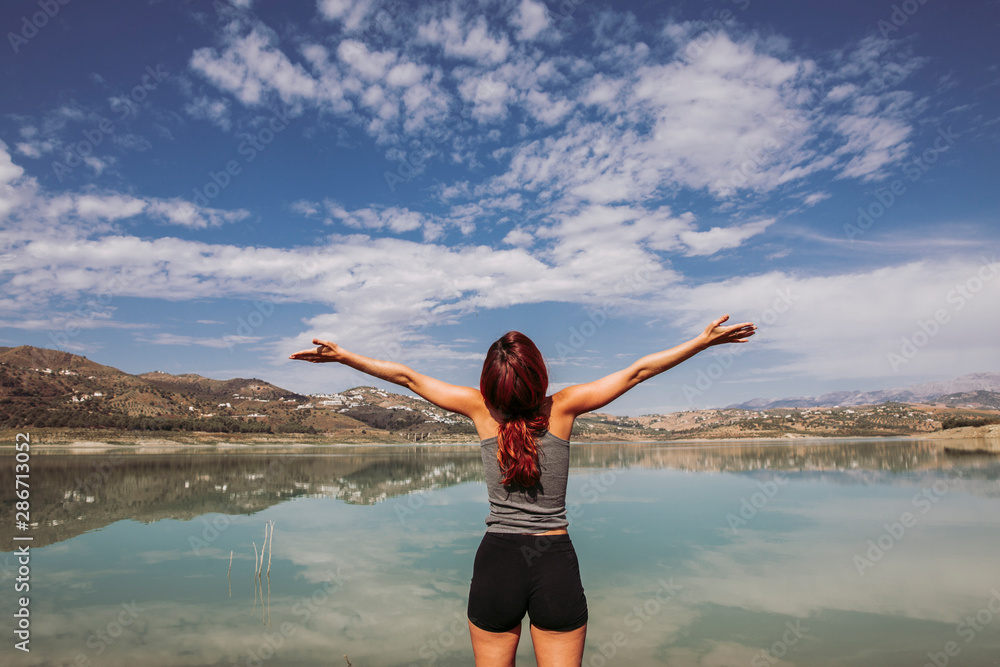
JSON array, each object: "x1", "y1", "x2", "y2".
[{"x1": 467, "y1": 532, "x2": 588, "y2": 633}]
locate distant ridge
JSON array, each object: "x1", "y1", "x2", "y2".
[{"x1": 727, "y1": 372, "x2": 1000, "y2": 410}]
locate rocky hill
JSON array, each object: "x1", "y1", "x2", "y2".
[
  {"x1": 0, "y1": 346, "x2": 346, "y2": 434},
  {"x1": 0, "y1": 346, "x2": 475, "y2": 440}
]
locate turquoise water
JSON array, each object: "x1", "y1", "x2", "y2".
[{"x1": 2, "y1": 439, "x2": 1000, "y2": 666}]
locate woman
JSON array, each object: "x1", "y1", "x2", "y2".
[{"x1": 290, "y1": 314, "x2": 756, "y2": 666}]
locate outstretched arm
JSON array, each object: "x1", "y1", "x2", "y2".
[
  {"x1": 552, "y1": 315, "x2": 755, "y2": 418},
  {"x1": 289, "y1": 339, "x2": 485, "y2": 419}
]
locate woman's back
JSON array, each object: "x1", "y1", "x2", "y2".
[{"x1": 480, "y1": 430, "x2": 571, "y2": 533}]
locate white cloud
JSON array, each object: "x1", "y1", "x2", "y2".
[
  {"x1": 832, "y1": 34, "x2": 926, "y2": 93},
  {"x1": 657, "y1": 257, "x2": 1000, "y2": 381},
  {"x1": 72, "y1": 194, "x2": 147, "y2": 221},
  {"x1": 337, "y1": 40, "x2": 397, "y2": 81},
  {"x1": 81, "y1": 155, "x2": 111, "y2": 176},
  {"x1": 190, "y1": 27, "x2": 317, "y2": 105},
  {"x1": 833, "y1": 113, "x2": 912, "y2": 180},
  {"x1": 502, "y1": 227, "x2": 533, "y2": 247},
  {"x1": 630, "y1": 32, "x2": 818, "y2": 196},
  {"x1": 184, "y1": 96, "x2": 233, "y2": 131},
  {"x1": 482, "y1": 120, "x2": 654, "y2": 204},
  {"x1": 457, "y1": 72, "x2": 513, "y2": 122},
  {"x1": 323, "y1": 201, "x2": 426, "y2": 235},
  {"x1": 145, "y1": 199, "x2": 251, "y2": 228},
  {"x1": 292, "y1": 200, "x2": 320, "y2": 217},
  {"x1": 385, "y1": 61, "x2": 427, "y2": 87},
  {"x1": 0, "y1": 141, "x2": 26, "y2": 186},
  {"x1": 534, "y1": 204, "x2": 769, "y2": 274},
  {"x1": 523, "y1": 89, "x2": 573, "y2": 126},
  {"x1": 679, "y1": 219, "x2": 774, "y2": 257},
  {"x1": 417, "y1": 12, "x2": 510, "y2": 65},
  {"x1": 511, "y1": 0, "x2": 549, "y2": 41},
  {"x1": 581, "y1": 74, "x2": 625, "y2": 110},
  {"x1": 14, "y1": 142, "x2": 43, "y2": 158},
  {"x1": 826, "y1": 83, "x2": 857, "y2": 102},
  {"x1": 317, "y1": 0, "x2": 375, "y2": 31},
  {"x1": 802, "y1": 191, "x2": 831, "y2": 206}
]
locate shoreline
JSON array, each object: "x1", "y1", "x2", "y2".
[
  {"x1": 3, "y1": 424, "x2": 997, "y2": 454},
  {"x1": 917, "y1": 423, "x2": 1000, "y2": 453}
]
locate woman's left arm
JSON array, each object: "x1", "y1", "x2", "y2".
[{"x1": 289, "y1": 339, "x2": 484, "y2": 419}]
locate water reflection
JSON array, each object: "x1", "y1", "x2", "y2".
[
  {"x1": 3, "y1": 439, "x2": 997, "y2": 549},
  {"x1": 1, "y1": 439, "x2": 998, "y2": 666}
]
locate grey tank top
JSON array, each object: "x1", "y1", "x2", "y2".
[{"x1": 480, "y1": 430, "x2": 570, "y2": 533}]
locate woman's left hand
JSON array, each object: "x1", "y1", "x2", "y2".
[{"x1": 700, "y1": 315, "x2": 757, "y2": 347}]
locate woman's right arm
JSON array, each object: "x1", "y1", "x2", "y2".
[
  {"x1": 289, "y1": 339, "x2": 487, "y2": 421},
  {"x1": 551, "y1": 315, "x2": 756, "y2": 419}
]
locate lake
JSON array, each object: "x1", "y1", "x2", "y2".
[{"x1": 2, "y1": 438, "x2": 1000, "y2": 666}]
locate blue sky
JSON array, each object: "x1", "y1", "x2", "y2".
[{"x1": 1, "y1": 0, "x2": 998, "y2": 414}]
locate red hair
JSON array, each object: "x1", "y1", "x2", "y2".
[{"x1": 480, "y1": 331, "x2": 549, "y2": 487}]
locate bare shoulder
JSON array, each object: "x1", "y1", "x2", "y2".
[
  {"x1": 455, "y1": 385, "x2": 490, "y2": 420},
  {"x1": 546, "y1": 393, "x2": 575, "y2": 441},
  {"x1": 465, "y1": 390, "x2": 501, "y2": 440},
  {"x1": 550, "y1": 384, "x2": 591, "y2": 418}
]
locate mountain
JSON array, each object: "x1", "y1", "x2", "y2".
[
  {"x1": 726, "y1": 373, "x2": 1000, "y2": 410},
  {"x1": 932, "y1": 390, "x2": 1000, "y2": 410},
  {"x1": 0, "y1": 345, "x2": 126, "y2": 378},
  {"x1": 0, "y1": 346, "x2": 475, "y2": 439},
  {"x1": 0, "y1": 346, "x2": 336, "y2": 433}
]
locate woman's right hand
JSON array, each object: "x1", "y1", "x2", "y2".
[{"x1": 288, "y1": 338, "x2": 343, "y2": 363}]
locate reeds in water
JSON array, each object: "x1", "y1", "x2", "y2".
[
  {"x1": 228, "y1": 521, "x2": 275, "y2": 626},
  {"x1": 250, "y1": 522, "x2": 274, "y2": 624}
]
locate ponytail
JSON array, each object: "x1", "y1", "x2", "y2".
[
  {"x1": 496, "y1": 411, "x2": 549, "y2": 487},
  {"x1": 480, "y1": 332, "x2": 549, "y2": 488}
]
